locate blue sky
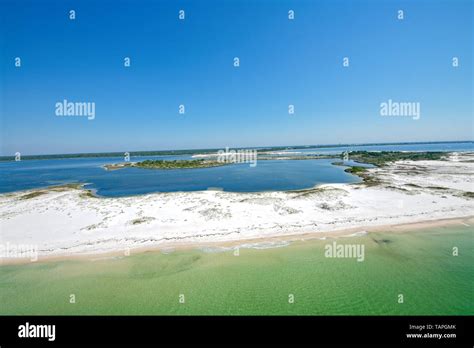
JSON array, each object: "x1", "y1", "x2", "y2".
[{"x1": 1, "y1": 0, "x2": 472, "y2": 155}]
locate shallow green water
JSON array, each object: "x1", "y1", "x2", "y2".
[{"x1": 1, "y1": 225, "x2": 472, "y2": 315}]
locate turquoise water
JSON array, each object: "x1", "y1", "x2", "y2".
[
  {"x1": 0, "y1": 142, "x2": 472, "y2": 197},
  {"x1": 1, "y1": 225, "x2": 472, "y2": 315}
]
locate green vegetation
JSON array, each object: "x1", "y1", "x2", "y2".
[
  {"x1": 331, "y1": 162, "x2": 379, "y2": 186},
  {"x1": 47, "y1": 183, "x2": 84, "y2": 191},
  {"x1": 343, "y1": 151, "x2": 445, "y2": 167},
  {"x1": 103, "y1": 162, "x2": 134, "y2": 171},
  {"x1": 342, "y1": 166, "x2": 382, "y2": 185},
  {"x1": 103, "y1": 159, "x2": 228, "y2": 171},
  {"x1": 334, "y1": 151, "x2": 449, "y2": 186},
  {"x1": 287, "y1": 186, "x2": 346, "y2": 199},
  {"x1": 19, "y1": 184, "x2": 84, "y2": 199},
  {"x1": 332, "y1": 161, "x2": 376, "y2": 185},
  {"x1": 344, "y1": 166, "x2": 367, "y2": 174},
  {"x1": 136, "y1": 159, "x2": 227, "y2": 170},
  {"x1": 20, "y1": 191, "x2": 47, "y2": 200},
  {"x1": 335, "y1": 151, "x2": 450, "y2": 186},
  {"x1": 79, "y1": 190, "x2": 97, "y2": 199},
  {"x1": 130, "y1": 217, "x2": 155, "y2": 225}
]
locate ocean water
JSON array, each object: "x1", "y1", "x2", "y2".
[
  {"x1": 0, "y1": 142, "x2": 472, "y2": 197},
  {"x1": 290, "y1": 141, "x2": 474, "y2": 155},
  {"x1": 0, "y1": 158, "x2": 361, "y2": 196},
  {"x1": 0, "y1": 224, "x2": 472, "y2": 315}
]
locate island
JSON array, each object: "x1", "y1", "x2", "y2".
[
  {"x1": 103, "y1": 151, "x2": 450, "y2": 173},
  {"x1": 103, "y1": 159, "x2": 228, "y2": 171}
]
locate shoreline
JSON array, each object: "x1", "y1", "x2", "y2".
[
  {"x1": 1, "y1": 215, "x2": 472, "y2": 266},
  {"x1": 1, "y1": 154, "x2": 473, "y2": 265},
  {"x1": 1, "y1": 140, "x2": 472, "y2": 162},
  {"x1": 0, "y1": 150, "x2": 471, "y2": 198}
]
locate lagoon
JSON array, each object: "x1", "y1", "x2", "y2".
[
  {"x1": 0, "y1": 158, "x2": 360, "y2": 197},
  {"x1": 0, "y1": 142, "x2": 472, "y2": 197}
]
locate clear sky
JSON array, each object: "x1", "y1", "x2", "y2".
[{"x1": 1, "y1": 0, "x2": 472, "y2": 155}]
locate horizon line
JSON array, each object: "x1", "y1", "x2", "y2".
[{"x1": 1, "y1": 140, "x2": 473, "y2": 159}]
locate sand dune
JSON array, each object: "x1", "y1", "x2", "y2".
[{"x1": 1, "y1": 154, "x2": 473, "y2": 260}]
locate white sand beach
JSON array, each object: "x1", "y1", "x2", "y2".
[{"x1": 1, "y1": 154, "x2": 473, "y2": 260}]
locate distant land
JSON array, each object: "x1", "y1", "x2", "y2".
[{"x1": 0, "y1": 140, "x2": 472, "y2": 161}]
